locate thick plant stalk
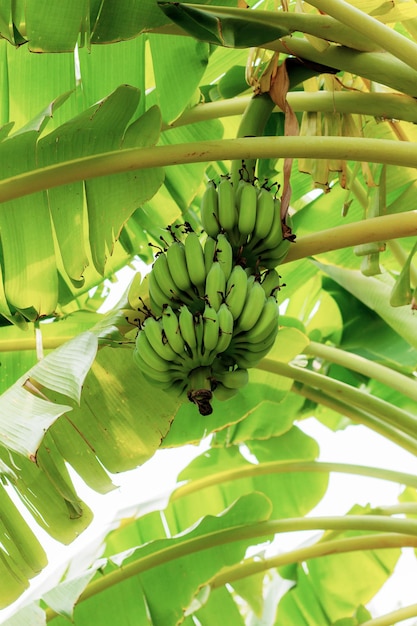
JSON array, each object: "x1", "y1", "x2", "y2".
[
  {"x1": 293, "y1": 383, "x2": 417, "y2": 456},
  {"x1": 308, "y1": 0, "x2": 417, "y2": 73},
  {"x1": 304, "y1": 341, "x2": 417, "y2": 402},
  {"x1": 230, "y1": 92, "x2": 276, "y2": 185},
  {"x1": 172, "y1": 460, "x2": 417, "y2": 500},
  {"x1": 210, "y1": 533, "x2": 417, "y2": 589},
  {"x1": 5, "y1": 137, "x2": 417, "y2": 204}
]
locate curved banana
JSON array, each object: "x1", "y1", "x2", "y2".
[
  {"x1": 217, "y1": 368, "x2": 249, "y2": 390},
  {"x1": 205, "y1": 261, "x2": 226, "y2": 311},
  {"x1": 200, "y1": 180, "x2": 220, "y2": 238},
  {"x1": 235, "y1": 279, "x2": 266, "y2": 333},
  {"x1": 162, "y1": 306, "x2": 187, "y2": 356},
  {"x1": 212, "y1": 382, "x2": 238, "y2": 402},
  {"x1": 179, "y1": 305, "x2": 197, "y2": 352},
  {"x1": 237, "y1": 181, "x2": 258, "y2": 239},
  {"x1": 225, "y1": 265, "x2": 248, "y2": 320},
  {"x1": 216, "y1": 302, "x2": 234, "y2": 353},
  {"x1": 259, "y1": 238, "x2": 291, "y2": 269},
  {"x1": 202, "y1": 305, "x2": 220, "y2": 355},
  {"x1": 215, "y1": 233, "x2": 234, "y2": 280},
  {"x1": 148, "y1": 270, "x2": 170, "y2": 315},
  {"x1": 134, "y1": 332, "x2": 174, "y2": 374},
  {"x1": 238, "y1": 296, "x2": 279, "y2": 344},
  {"x1": 218, "y1": 176, "x2": 237, "y2": 231},
  {"x1": 253, "y1": 186, "x2": 275, "y2": 243},
  {"x1": 142, "y1": 316, "x2": 179, "y2": 362},
  {"x1": 184, "y1": 232, "x2": 207, "y2": 291},
  {"x1": 260, "y1": 269, "x2": 281, "y2": 298},
  {"x1": 204, "y1": 236, "x2": 217, "y2": 275},
  {"x1": 166, "y1": 241, "x2": 193, "y2": 293},
  {"x1": 152, "y1": 253, "x2": 181, "y2": 304},
  {"x1": 250, "y1": 196, "x2": 283, "y2": 256}
]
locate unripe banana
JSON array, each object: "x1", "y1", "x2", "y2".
[
  {"x1": 142, "y1": 316, "x2": 179, "y2": 362},
  {"x1": 202, "y1": 305, "x2": 220, "y2": 354},
  {"x1": 162, "y1": 306, "x2": 186, "y2": 356},
  {"x1": 218, "y1": 368, "x2": 249, "y2": 390},
  {"x1": 179, "y1": 305, "x2": 197, "y2": 352},
  {"x1": 204, "y1": 236, "x2": 217, "y2": 275},
  {"x1": 166, "y1": 242, "x2": 193, "y2": 293},
  {"x1": 193, "y1": 312, "x2": 205, "y2": 364},
  {"x1": 135, "y1": 331, "x2": 173, "y2": 373},
  {"x1": 216, "y1": 302, "x2": 234, "y2": 353},
  {"x1": 184, "y1": 232, "x2": 207, "y2": 291},
  {"x1": 235, "y1": 280, "x2": 266, "y2": 333},
  {"x1": 259, "y1": 238, "x2": 291, "y2": 269},
  {"x1": 148, "y1": 270, "x2": 169, "y2": 316},
  {"x1": 225, "y1": 265, "x2": 248, "y2": 320},
  {"x1": 237, "y1": 181, "x2": 258, "y2": 238},
  {"x1": 253, "y1": 205, "x2": 283, "y2": 253},
  {"x1": 239, "y1": 296, "x2": 279, "y2": 344},
  {"x1": 260, "y1": 269, "x2": 281, "y2": 298},
  {"x1": 253, "y1": 186, "x2": 275, "y2": 242},
  {"x1": 215, "y1": 233, "x2": 234, "y2": 280},
  {"x1": 218, "y1": 177, "x2": 237, "y2": 231},
  {"x1": 200, "y1": 180, "x2": 220, "y2": 238},
  {"x1": 205, "y1": 261, "x2": 226, "y2": 311},
  {"x1": 152, "y1": 253, "x2": 180, "y2": 302},
  {"x1": 213, "y1": 382, "x2": 238, "y2": 401}
]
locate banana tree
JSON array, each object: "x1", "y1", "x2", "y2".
[{"x1": 1, "y1": 0, "x2": 417, "y2": 623}]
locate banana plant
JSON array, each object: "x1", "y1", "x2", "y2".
[{"x1": 1, "y1": 0, "x2": 417, "y2": 623}]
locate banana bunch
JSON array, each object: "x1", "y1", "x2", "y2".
[
  {"x1": 148, "y1": 230, "x2": 236, "y2": 316},
  {"x1": 200, "y1": 177, "x2": 294, "y2": 270},
  {"x1": 133, "y1": 302, "x2": 249, "y2": 414},
  {"x1": 133, "y1": 175, "x2": 288, "y2": 415}
]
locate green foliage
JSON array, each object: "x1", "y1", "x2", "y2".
[{"x1": 1, "y1": 0, "x2": 417, "y2": 622}]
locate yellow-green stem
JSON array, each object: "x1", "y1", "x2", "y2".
[
  {"x1": 305, "y1": 341, "x2": 417, "y2": 402},
  {"x1": 4, "y1": 137, "x2": 417, "y2": 205}
]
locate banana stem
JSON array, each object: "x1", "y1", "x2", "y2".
[
  {"x1": 258, "y1": 359, "x2": 417, "y2": 443},
  {"x1": 210, "y1": 533, "x2": 417, "y2": 590},
  {"x1": 307, "y1": 0, "x2": 417, "y2": 74},
  {"x1": 360, "y1": 603, "x2": 417, "y2": 626},
  {"x1": 187, "y1": 366, "x2": 213, "y2": 416},
  {"x1": 282, "y1": 211, "x2": 417, "y2": 264},
  {"x1": 292, "y1": 383, "x2": 417, "y2": 457},
  {"x1": 163, "y1": 92, "x2": 417, "y2": 131},
  {"x1": 5, "y1": 137, "x2": 417, "y2": 205},
  {"x1": 304, "y1": 341, "x2": 417, "y2": 403},
  {"x1": 231, "y1": 92, "x2": 276, "y2": 186}
]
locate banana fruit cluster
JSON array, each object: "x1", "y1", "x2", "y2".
[
  {"x1": 133, "y1": 176, "x2": 293, "y2": 416},
  {"x1": 201, "y1": 177, "x2": 294, "y2": 269}
]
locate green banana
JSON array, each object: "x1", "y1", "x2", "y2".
[
  {"x1": 215, "y1": 233, "x2": 234, "y2": 280},
  {"x1": 202, "y1": 305, "x2": 220, "y2": 354},
  {"x1": 225, "y1": 265, "x2": 248, "y2": 319},
  {"x1": 240, "y1": 296, "x2": 279, "y2": 344},
  {"x1": 148, "y1": 270, "x2": 169, "y2": 315},
  {"x1": 184, "y1": 231, "x2": 207, "y2": 291},
  {"x1": 152, "y1": 253, "x2": 180, "y2": 302},
  {"x1": 252, "y1": 204, "x2": 283, "y2": 254},
  {"x1": 135, "y1": 331, "x2": 174, "y2": 373},
  {"x1": 216, "y1": 302, "x2": 234, "y2": 353},
  {"x1": 260, "y1": 269, "x2": 281, "y2": 298},
  {"x1": 166, "y1": 241, "x2": 193, "y2": 293},
  {"x1": 253, "y1": 186, "x2": 275, "y2": 242},
  {"x1": 205, "y1": 261, "x2": 226, "y2": 311},
  {"x1": 259, "y1": 238, "x2": 291, "y2": 269},
  {"x1": 237, "y1": 181, "x2": 258, "y2": 238},
  {"x1": 204, "y1": 236, "x2": 217, "y2": 275},
  {"x1": 217, "y1": 368, "x2": 249, "y2": 390},
  {"x1": 200, "y1": 180, "x2": 220, "y2": 238},
  {"x1": 218, "y1": 176, "x2": 237, "y2": 231},
  {"x1": 179, "y1": 305, "x2": 197, "y2": 351},
  {"x1": 212, "y1": 382, "x2": 238, "y2": 401},
  {"x1": 142, "y1": 316, "x2": 179, "y2": 362},
  {"x1": 162, "y1": 306, "x2": 187, "y2": 356},
  {"x1": 235, "y1": 279, "x2": 266, "y2": 333}
]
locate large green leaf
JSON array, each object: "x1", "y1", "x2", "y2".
[{"x1": 0, "y1": 86, "x2": 163, "y2": 317}]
